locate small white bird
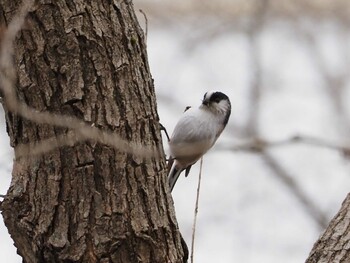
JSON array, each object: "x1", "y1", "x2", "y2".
[{"x1": 168, "y1": 91, "x2": 231, "y2": 191}]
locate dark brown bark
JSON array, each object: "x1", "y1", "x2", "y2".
[
  {"x1": 0, "y1": 1, "x2": 187, "y2": 262},
  {"x1": 306, "y1": 193, "x2": 350, "y2": 263}
]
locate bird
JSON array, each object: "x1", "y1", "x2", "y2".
[{"x1": 167, "y1": 91, "x2": 231, "y2": 192}]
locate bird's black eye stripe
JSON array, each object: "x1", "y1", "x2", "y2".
[
  {"x1": 209, "y1": 92, "x2": 228, "y2": 103},
  {"x1": 203, "y1": 92, "x2": 208, "y2": 101}
]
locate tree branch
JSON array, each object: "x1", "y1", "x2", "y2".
[
  {"x1": 262, "y1": 151, "x2": 329, "y2": 229},
  {"x1": 305, "y1": 193, "x2": 350, "y2": 262},
  {"x1": 224, "y1": 135, "x2": 350, "y2": 156}
]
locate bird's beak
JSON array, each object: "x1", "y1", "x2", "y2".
[{"x1": 202, "y1": 99, "x2": 209, "y2": 106}]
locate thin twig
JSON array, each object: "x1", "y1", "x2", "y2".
[
  {"x1": 0, "y1": 194, "x2": 6, "y2": 198},
  {"x1": 139, "y1": 9, "x2": 148, "y2": 42},
  {"x1": 218, "y1": 135, "x2": 350, "y2": 156},
  {"x1": 190, "y1": 157, "x2": 203, "y2": 263}
]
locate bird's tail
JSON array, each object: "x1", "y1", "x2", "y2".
[{"x1": 168, "y1": 164, "x2": 183, "y2": 192}]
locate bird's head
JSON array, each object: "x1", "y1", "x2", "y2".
[{"x1": 201, "y1": 91, "x2": 231, "y2": 125}]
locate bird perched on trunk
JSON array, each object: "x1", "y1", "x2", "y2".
[{"x1": 168, "y1": 91, "x2": 231, "y2": 191}]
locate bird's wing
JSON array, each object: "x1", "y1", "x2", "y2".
[{"x1": 171, "y1": 110, "x2": 216, "y2": 144}]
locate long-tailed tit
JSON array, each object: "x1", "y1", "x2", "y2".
[{"x1": 168, "y1": 91, "x2": 231, "y2": 191}]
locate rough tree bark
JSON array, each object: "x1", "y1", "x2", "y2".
[
  {"x1": 0, "y1": 0, "x2": 187, "y2": 262},
  {"x1": 306, "y1": 193, "x2": 350, "y2": 263}
]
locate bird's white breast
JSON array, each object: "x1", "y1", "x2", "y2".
[{"x1": 169, "y1": 107, "x2": 221, "y2": 160}]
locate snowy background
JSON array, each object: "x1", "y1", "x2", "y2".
[{"x1": 2, "y1": 0, "x2": 350, "y2": 262}]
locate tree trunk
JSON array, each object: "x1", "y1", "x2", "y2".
[
  {"x1": 0, "y1": 1, "x2": 187, "y2": 262},
  {"x1": 306, "y1": 193, "x2": 350, "y2": 263}
]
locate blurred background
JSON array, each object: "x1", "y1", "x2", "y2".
[{"x1": 2, "y1": 0, "x2": 350, "y2": 262}]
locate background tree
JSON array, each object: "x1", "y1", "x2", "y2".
[
  {"x1": 306, "y1": 193, "x2": 350, "y2": 262},
  {"x1": 0, "y1": 0, "x2": 187, "y2": 262}
]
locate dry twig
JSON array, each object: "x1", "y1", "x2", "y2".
[
  {"x1": 139, "y1": 9, "x2": 148, "y2": 42},
  {"x1": 224, "y1": 135, "x2": 350, "y2": 155},
  {"x1": 262, "y1": 152, "x2": 329, "y2": 229},
  {"x1": 190, "y1": 157, "x2": 203, "y2": 263}
]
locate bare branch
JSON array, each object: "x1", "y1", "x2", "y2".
[
  {"x1": 223, "y1": 135, "x2": 350, "y2": 155},
  {"x1": 139, "y1": 9, "x2": 148, "y2": 42},
  {"x1": 262, "y1": 151, "x2": 329, "y2": 229},
  {"x1": 135, "y1": 0, "x2": 350, "y2": 23}
]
